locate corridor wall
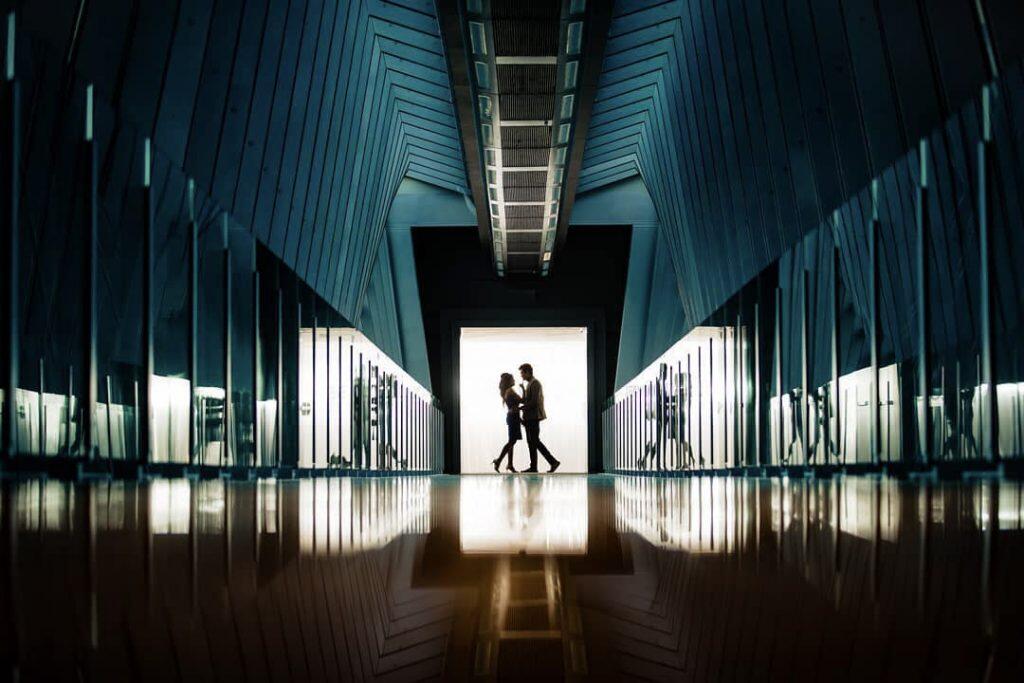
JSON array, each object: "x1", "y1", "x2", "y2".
[{"x1": 0, "y1": 2, "x2": 456, "y2": 468}]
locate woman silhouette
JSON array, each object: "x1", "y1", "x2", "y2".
[{"x1": 493, "y1": 373, "x2": 522, "y2": 473}]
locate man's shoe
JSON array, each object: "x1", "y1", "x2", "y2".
[
  {"x1": 522, "y1": 467, "x2": 538, "y2": 473},
  {"x1": 548, "y1": 460, "x2": 560, "y2": 474}
]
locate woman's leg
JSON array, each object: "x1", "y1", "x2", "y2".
[
  {"x1": 494, "y1": 442, "x2": 515, "y2": 471},
  {"x1": 506, "y1": 442, "x2": 517, "y2": 471}
]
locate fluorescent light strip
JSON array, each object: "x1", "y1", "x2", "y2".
[
  {"x1": 500, "y1": 119, "x2": 551, "y2": 127},
  {"x1": 495, "y1": 55, "x2": 558, "y2": 65},
  {"x1": 498, "y1": 166, "x2": 548, "y2": 172}
]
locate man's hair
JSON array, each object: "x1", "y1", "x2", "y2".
[{"x1": 518, "y1": 363, "x2": 533, "y2": 374}]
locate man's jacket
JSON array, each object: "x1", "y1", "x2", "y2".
[{"x1": 521, "y1": 378, "x2": 547, "y2": 422}]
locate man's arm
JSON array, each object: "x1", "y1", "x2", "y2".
[{"x1": 521, "y1": 381, "x2": 539, "y2": 411}]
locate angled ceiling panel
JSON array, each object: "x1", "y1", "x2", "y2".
[
  {"x1": 579, "y1": 0, "x2": 1014, "y2": 334},
  {"x1": 12, "y1": 0, "x2": 468, "y2": 326}
]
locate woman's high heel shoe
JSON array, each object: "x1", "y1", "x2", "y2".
[
  {"x1": 506, "y1": 465, "x2": 517, "y2": 473},
  {"x1": 492, "y1": 458, "x2": 502, "y2": 473}
]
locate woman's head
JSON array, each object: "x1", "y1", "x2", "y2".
[{"x1": 498, "y1": 372, "x2": 516, "y2": 397}]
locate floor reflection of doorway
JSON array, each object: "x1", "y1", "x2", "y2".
[
  {"x1": 459, "y1": 327, "x2": 588, "y2": 473},
  {"x1": 458, "y1": 476, "x2": 588, "y2": 554}
]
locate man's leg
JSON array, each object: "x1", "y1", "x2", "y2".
[
  {"x1": 532, "y1": 422, "x2": 558, "y2": 468},
  {"x1": 524, "y1": 420, "x2": 540, "y2": 470}
]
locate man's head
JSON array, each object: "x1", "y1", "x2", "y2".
[{"x1": 518, "y1": 363, "x2": 534, "y2": 381}]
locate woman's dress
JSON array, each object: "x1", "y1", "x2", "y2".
[{"x1": 504, "y1": 390, "x2": 522, "y2": 442}]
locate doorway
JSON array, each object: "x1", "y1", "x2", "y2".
[{"x1": 459, "y1": 327, "x2": 589, "y2": 473}]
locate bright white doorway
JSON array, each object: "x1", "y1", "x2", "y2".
[{"x1": 459, "y1": 327, "x2": 588, "y2": 473}]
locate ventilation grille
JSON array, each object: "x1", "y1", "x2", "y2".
[
  {"x1": 503, "y1": 148, "x2": 549, "y2": 167},
  {"x1": 493, "y1": 20, "x2": 558, "y2": 55},
  {"x1": 501, "y1": 126, "x2": 551, "y2": 148},
  {"x1": 499, "y1": 94, "x2": 554, "y2": 121},
  {"x1": 497, "y1": 64, "x2": 557, "y2": 93},
  {"x1": 508, "y1": 232, "x2": 543, "y2": 250},
  {"x1": 490, "y1": 0, "x2": 559, "y2": 20},
  {"x1": 505, "y1": 219, "x2": 543, "y2": 232},
  {"x1": 506, "y1": 205, "x2": 545, "y2": 219},
  {"x1": 506, "y1": 604, "x2": 551, "y2": 631},
  {"x1": 504, "y1": 171, "x2": 547, "y2": 187},
  {"x1": 504, "y1": 186, "x2": 546, "y2": 202}
]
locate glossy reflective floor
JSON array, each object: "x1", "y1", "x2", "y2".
[{"x1": 1, "y1": 474, "x2": 1022, "y2": 681}]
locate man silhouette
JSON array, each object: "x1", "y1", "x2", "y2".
[{"x1": 518, "y1": 363, "x2": 561, "y2": 473}]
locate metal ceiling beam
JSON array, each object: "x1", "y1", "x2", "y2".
[
  {"x1": 437, "y1": 0, "x2": 613, "y2": 278},
  {"x1": 552, "y1": 1, "x2": 613, "y2": 260},
  {"x1": 436, "y1": 0, "x2": 495, "y2": 263}
]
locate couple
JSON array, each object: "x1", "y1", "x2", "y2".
[{"x1": 492, "y1": 363, "x2": 561, "y2": 474}]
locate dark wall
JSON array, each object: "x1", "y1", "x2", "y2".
[{"x1": 413, "y1": 226, "x2": 631, "y2": 472}]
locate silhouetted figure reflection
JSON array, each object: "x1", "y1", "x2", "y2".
[
  {"x1": 807, "y1": 385, "x2": 837, "y2": 464},
  {"x1": 493, "y1": 373, "x2": 521, "y2": 473},
  {"x1": 638, "y1": 364, "x2": 688, "y2": 470},
  {"x1": 942, "y1": 384, "x2": 979, "y2": 460},
  {"x1": 784, "y1": 386, "x2": 803, "y2": 464}
]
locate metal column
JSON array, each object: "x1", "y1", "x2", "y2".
[
  {"x1": 311, "y1": 312, "x2": 317, "y2": 469},
  {"x1": 222, "y1": 216, "x2": 232, "y2": 467},
  {"x1": 697, "y1": 347, "x2": 704, "y2": 468},
  {"x1": 1, "y1": 13, "x2": 19, "y2": 460},
  {"x1": 830, "y1": 242, "x2": 841, "y2": 464},
  {"x1": 978, "y1": 85, "x2": 998, "y2": 463},
  {"x1": 708, "y1": 338, "x2": 715, "y2": 468},
  {"x1": 722, "y1": 325, "x2": 729, "y2": 467},
  {"x1": 869, "y1": 180, "x2": 881, "y2": 465},
  {"x1": 734, "y1": 315, "x2": 741, "y2": 468},
  {"x1": 916, "y1": 139, "x2": 932, "y2": 465},
  {"x1": 36, "y1": 359, "x2": 42, "y2": 456},
  {"x1": 275, "y1": 287, "x2": 283, "y2": 469},
  {"x1": 802, "y1": 270, "x2": 810, "y2": 465},
  {"x1": 252, "y1": 253, "x2": 260, "y2": 467},
  {"x1": 140, "y1": 140, "x2": 154, "y2": 464},
  {"x1": 344, "y1": 337, "x2": 348, "y2": 466},
  {"x1": 357, "y1": 353, "x2": 363, "y2": 469},
  {"x1": 294, "y1": 300, "x2": 300, "y2": 468},
  {"x1": 83, "y1": 86, "x2": 99, "y2": 461},
  {"x1": 325, "y1": 324, "x2": 330, "y2": 468},
  {"x1": 774, "y1": 288, "x2": 783, "y2": 466},
  {"x1": 187, "y1": 180, "x2": 198, "y2": 465},
  {"x1": 754, "y1": 302, "x2": 761, "y2": 466}
]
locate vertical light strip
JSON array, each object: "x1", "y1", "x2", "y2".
[
  {"x1": 84, "y1": 83, "x2": 93, "y2": 142},
  {"x1": 143, "y1": 137, "x2": 151, "y2": 188},
  {"x1": 5, "y1": 12, "x2": 14, "y2": 81}
]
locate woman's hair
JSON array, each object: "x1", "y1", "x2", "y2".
[{"x1": 498, "y1": 372, "x2": 516, "y2": 401}]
